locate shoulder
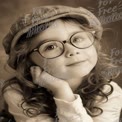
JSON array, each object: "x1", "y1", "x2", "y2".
[
  {"x1": 93, "y1": 82, "x2": 122, "y2": 121},
  {"x1": 110, "y1": 81, "x2": 122, "y2": 101},
  {"x1": 110, "y1": 81, "x2": 122, "y2": 93},
  {"x1": 3, "y1": 84, "x2": 24, "y2": 106},
  {"x1": 103, "y1": 81, "x2": 122, "y2": 96},
  {"x1": 97, "y1": 81, "x2": 122, "y2": 107},
  {"x1": 104, "y1": 81, "x2": 122, "y2": 98}
]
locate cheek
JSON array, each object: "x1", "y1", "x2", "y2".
[
  {"x1": 87, "y1": 46, "x2": 98, "y2": 64},
  {"x1": 42, "y1": 59, "x2": 65, "y2": 74}
]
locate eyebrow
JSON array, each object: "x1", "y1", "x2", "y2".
[
  {"x1": 37, "y1": 39, "x2": 57, "y2": 46},
  {"x1": 38, "y1": 30, "x2": 82, "y2": 45}
]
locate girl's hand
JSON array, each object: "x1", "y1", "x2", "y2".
[{"x1": 30, "y1": 66, "x2": 75, "y2": 101}]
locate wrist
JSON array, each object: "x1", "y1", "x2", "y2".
[{"x1": 54, "y1": 84, "x2": 75, "y2": 102}]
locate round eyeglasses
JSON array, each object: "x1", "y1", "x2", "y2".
[{"x1": 30, "y1": 31, "x2": 95, "y2": 59}]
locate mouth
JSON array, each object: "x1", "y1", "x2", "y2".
[{"x1": 66, "y1": 60, "x2": 86, "y2": 66}]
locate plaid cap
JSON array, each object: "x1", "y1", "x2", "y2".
[{"x1": 2, "y1": 5, "x2": 103, "y2": 69}]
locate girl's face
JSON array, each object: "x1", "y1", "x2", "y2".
[{"x1": 29, "y1": 19, "x2": 98, "y2": 80}]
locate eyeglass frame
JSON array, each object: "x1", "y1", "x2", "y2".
[{"x1": 29, "y1": 30, "x2": 95, "y2": 59}]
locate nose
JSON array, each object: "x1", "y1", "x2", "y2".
[{"x1": 65, "y1": 44, "x2": 80, "y2": 58}]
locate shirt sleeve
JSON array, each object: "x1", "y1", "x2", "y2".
[{"x1": 54, "y1": 94, "x2": 93, "y2": 122}]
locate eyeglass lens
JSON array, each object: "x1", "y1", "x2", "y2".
[{"x1": 38, "y1": 31, "x2": 94, "y2": 58}]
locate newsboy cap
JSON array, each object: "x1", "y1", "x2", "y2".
[{"x1": 2, "y1": 5, "x2": 103, "y2": 69}]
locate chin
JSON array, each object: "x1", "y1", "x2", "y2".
[
  {"x1": 69, "y1": 72, "x2": 89, "y2": 78},
  {"x1": 52, "y1": 71, "x2": 89, "y2": 80},
  {"x1": 68, "y1": 68, "x2": 94, "y2": 79}
]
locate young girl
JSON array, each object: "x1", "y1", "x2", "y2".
[{"x1": 1, "y1": 5, "x2": 122, "y2": 122}]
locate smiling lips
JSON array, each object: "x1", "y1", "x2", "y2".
[{"x1": 67, "y1": 60, "x2": 86, "y2": 66}]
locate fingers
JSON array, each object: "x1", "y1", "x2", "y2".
[
  {"x1": 30, "y1": 66, "x2": 57, "y2": 88},
  {"x1": 40, "y1": 71, "x2": 64, "y2": 89},
  {"x1": 30, "y1": 66, "x2": 42, "y2": 84}
]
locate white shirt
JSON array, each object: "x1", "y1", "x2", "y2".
[{"x1": 3, "y1": 81, "x2": 122, "y2": 122}]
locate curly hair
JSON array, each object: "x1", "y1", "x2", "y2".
[{"x1": 2, "y1": 17, "x2": 120, "y2": 120}]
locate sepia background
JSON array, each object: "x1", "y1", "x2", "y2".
[{"x1": 0, "y1": 0, "x2": 122, "y2": 111}]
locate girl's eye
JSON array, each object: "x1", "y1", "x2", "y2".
[
  {"x1": 73, "y1": 37, "x2": 84, "y2": 43},
  {"x1": 45, "y1": 44, "x2": 57, "y2": 51}
]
